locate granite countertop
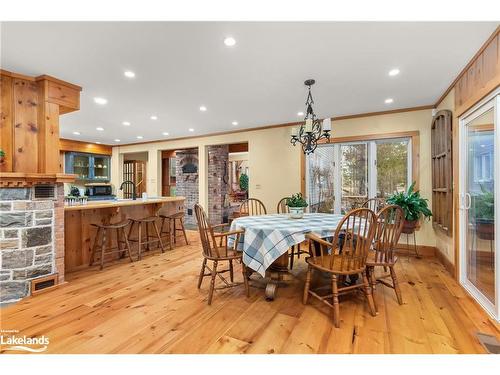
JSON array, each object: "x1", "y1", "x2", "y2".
[{"x1": 64, "y1": 196, "x2": 185, "y2": 211}]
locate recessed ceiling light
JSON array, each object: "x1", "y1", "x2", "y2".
[
  {"x1": 72, "y1": 131, "x2": 80, "y2": 135},
  {"x1": 124, "y1": 70, "x2": 135, "y2": 78},
  {"x1": 388, "y1": 68, "x2": 400, "y2": 77},
  {"x1": 96, "y1": 127, "x2": 104, "y2": 131},
  {"x1": 199, "y1": 106, "x2": 207, "y2": 112},
  {"x1": 232, "y1": 121, "x2": 238, "y2": 126},
  {"x1": 95, "y1": 141, "x2": 101, "y2": 144},
  {"x1": 122, "y1": 121, "x2": 131, "y2": 126},
  {"x1": 136, "y1": 136, "x2": 143, "y2": 139},
  {"x1": 188, "y1": 128, "x2": 194, "y2": 132},
  {"x1": 114, "y1": 139, "x2": 121, "y2": 142},
  {"x1": 297, "y1": 111, "x2": 304, "y2": 116},
  {"x1": 384, "y1": 98, "x2": 394, "y2": 104},
  {"x1": 224, "y1": 37, "x2": 236, "y2": 47},
  {"x1": 162, "y1": 132, "x2": 169, "y2": 136},
  {"x1": 150, "y1": 115, "x2": 158, "y2": 120},
  {"x1": 94, "y1": 97, "x2": 107, "y2": 105}
]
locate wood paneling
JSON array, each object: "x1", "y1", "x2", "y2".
[
  {"x1": 0, "y1": 74, "x2": 13, "y2": 172},
  {"x1": 431, "y1": 110, "x2": 453, "y2": 236},
  {"x1": 46, "y1": 79, "x2": 80, "y2": 113},
  {"x1": 59, "y1": 138, "x2": 112, "y2": 155},
  {"x1": 13, "y1": 78, "x2": 39, "y2": 173},
  {"x1": 454, "y1": 31, "x2": 500, "y2": 116},
  {"x1": 64, "y1": 199, "x2": 183, "y2": 272},
  {"x1": 228, "y1": 142, "x2": 249, "y2": 153}
]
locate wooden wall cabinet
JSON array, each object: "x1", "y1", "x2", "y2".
[{"x1": 0, "y1": 69, "x2": 81, "y2": 185}]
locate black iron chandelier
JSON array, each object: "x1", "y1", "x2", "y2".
[{"x1": 290, "y1": 79, "x2": 331, "y2": 155}]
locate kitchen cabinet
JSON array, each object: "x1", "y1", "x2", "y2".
[{"x1": 65, "y1": 152, "x2": 111, "y2": 181}]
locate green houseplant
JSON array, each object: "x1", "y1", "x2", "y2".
[
  {"x1": 386, "y1": 182, "x2": 432, "y2": 234},
  {"x1": 239, "y1": 173, "x2": 249, "y2": 192},
  {"x1": 286, "y1": 193, "x2": 308, "y2": 219},
  {"x1": 471, "y1": 185, "x2": 494, "y2": 240},
  {"x1": 0, "y1": 149, "x2": 5, "y2": 165}
]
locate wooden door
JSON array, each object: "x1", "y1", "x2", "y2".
[{"x1": 123, "y1": 160, "x2": 147, "y2": 198}]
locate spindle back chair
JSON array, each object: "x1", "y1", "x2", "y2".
[
  {"x1": 239, "y1": 198, "x2": 267, "y2": 216},
  {"x1": 276, "y1": 197, "x2": 290, "y2": 214},
  {"x1": 361, "y1": 197, "x2": 385, "y2": 213}
]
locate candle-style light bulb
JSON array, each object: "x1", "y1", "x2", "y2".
[
  {"x1": 322, "y1": 118, "x2": 331, "y2": 131},
  {"x1": 305, "y1": 118, "x2": 313, "y2": 132}
]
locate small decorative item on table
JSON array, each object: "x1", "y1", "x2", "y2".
[{"x1": 286, "y1": 193, "x2": 308, "y2": 219}]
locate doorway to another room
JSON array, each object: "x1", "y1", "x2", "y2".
[{"x1": 122, "y1": 152, "x2": 148, "y2": 199}]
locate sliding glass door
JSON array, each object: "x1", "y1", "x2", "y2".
[
  {"x1": 306, "y1": 137, "x2": 411, "y2": 214},
  {"x1": 459, "y1": 89, "x2": 499, "y2": 321}
]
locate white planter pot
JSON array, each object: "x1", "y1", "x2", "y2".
[{"x1": 288, "y1": 206, "x2": 305, "y2": 219}]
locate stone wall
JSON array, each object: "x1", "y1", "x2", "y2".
[
  {"x1": 207, "y1": 145, "x2": 229, "y2": 225},
  {"x1": 0, "y1": 185, "x2": 62, "y2": 304},
  {"x1": 175, "y1": 149, "x2": 199, "y2": 226}
]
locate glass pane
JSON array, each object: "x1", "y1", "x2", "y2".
[
  {"x1": 376, "y1": 139, "x2": 409, "y2": 198},
  {"x1": 466, "y1": 108, "x2": 495, "y2": 304},
  {"x1": 93, "y1": 156, "x2": 109, "y2": 180},
  {"x1": 340, "y1": 143, "x2": 367, "y2": 213},
  {"x1": 73, "y1": 155, "x2": 90, "y2": 179},
  {"x1": 307, "y1": 146, "x2": 335, "y2": 213}
]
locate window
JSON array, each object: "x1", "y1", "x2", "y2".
[
  {"x1": 306, "y1": 135, "x2": 412, "y2": 214},
  {"x1": 431, "y1": 110, "x2": 453, "y2": 236}
]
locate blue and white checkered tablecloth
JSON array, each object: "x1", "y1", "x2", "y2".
[{"x1": 228, "y1": 213, "x2": 344, "y2": 276}]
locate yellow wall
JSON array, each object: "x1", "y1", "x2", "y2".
[{"x1": 111, "y1": 108, "x2": 436, "y2": 246}]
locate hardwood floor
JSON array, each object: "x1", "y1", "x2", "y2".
[{"x1": 1, "y1": 231, "x2": 499, "y2": 354}]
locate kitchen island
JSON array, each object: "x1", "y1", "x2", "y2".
[{"x1": 64, "y1": 197, "x2": 186, "y2": 272}]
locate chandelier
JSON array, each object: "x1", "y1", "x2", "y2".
[{"x1": 290, "y1": 79, "x2": 331, "y2": 155}]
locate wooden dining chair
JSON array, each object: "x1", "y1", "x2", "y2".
[
  {"x1": 239, "y1": 198, "x2": 267, "y2": 216},
  {"x1": 361, "y1": 197, "x2": 385, "y2": 213},
  {"x1": 277, "y1": 196, "x2": 308, "y2": 270},
  {"x1": 303, "y1": 208, "x2": 377, "y2": 327},
  {"x1": 194, "y1": 204, "x2": 250, "y2": 305},
  {"x1": 366, "y1": 204, "x2": 405, "y2": 309}
]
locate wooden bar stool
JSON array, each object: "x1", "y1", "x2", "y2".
[
  {"x1": 89, "y1": 221, "x2": 134, "y2": 270},
  {"x1": 168, "y1": 212, "x2": 189, "y2": 247},
  {"x1": 158, "y1": 214, "x2": 173, "y2": 250},
  {"x1": 127, "y1": 216, "x2": 165, "y2": 260}
]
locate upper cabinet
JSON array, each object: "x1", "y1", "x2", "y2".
[{"x1": 65, "y1": 152, "x2": 111, "y2": 181}]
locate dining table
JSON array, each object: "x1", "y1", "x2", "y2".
[{"x1": 228, "y1": 213, "x2": 345, "y2": 300}]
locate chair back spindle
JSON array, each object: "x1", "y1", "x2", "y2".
[
  {"x1": 240, "y1": 198, "x2": 267, "y2": 216},
  {"x1": 362, "y1": 198, "x2": 385, "y2": 213},
  {"x1": 276, "y1": 197, "x2": 290, "y2": 214},
  {"x1": 194, "y1": 204, "x2": 225, "y2": 258},
  {"x1": 309, "y1": 208, "x2": 377, "y2": 274},
  {"x1": 373, "y1": 204, "x2": 405, "y2": 264}
]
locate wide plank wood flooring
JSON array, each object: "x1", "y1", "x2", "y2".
[{"x1": 1, "y1": 231, "x2": 499, "y2": 354}]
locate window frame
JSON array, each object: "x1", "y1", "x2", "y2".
[{"x1": 302, "y1": 131, "x2": 419, "y2": 214}]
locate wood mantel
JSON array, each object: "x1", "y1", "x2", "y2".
[
  {"x1": 0, "y1": 172, "x2": 76, "y2": 187},
  {"x1": 0, "y1": 69, "x2": 82, "y2": 183}
]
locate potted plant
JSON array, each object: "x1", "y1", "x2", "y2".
[
  {"x1": 239, "y1": 173, "x2": 249, "y2": 199},
  {"x1": 286, "y1": 193, "x2": 308, "y2": 219},
  {"x1": 472, "y1": 185, "x2": 494, "y2": 240},
  {"x1": 0, "y1": 149, "x2": 5, "y2": 165},
  {"x1": 386, "y1": 182, "x2": 432, "y2": 234}
]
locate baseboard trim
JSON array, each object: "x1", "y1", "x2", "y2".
[
  {"x1": 435, "y1": 247, "x2": 456, "y2": 277},
  {"x1": 395, "y1": 244, "x2": 436, "y2": 257}
]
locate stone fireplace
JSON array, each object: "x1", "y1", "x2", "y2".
[
  {"x1": 175, "y1": 149, "x2": 199, "y2": 226},
  {"x1": 0, "y1": 184, "x2": 65, "y2": 305},
  {"x1": 207, "y1": 145, "x2": 230, "y2": 225}
]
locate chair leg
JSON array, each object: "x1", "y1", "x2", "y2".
[
  {"x1": 145, "y1": 222, "x2": 150, "y2": 251},
  {"x1": 303, "y1": 265, "x2": 312, "y2": 304},
  {"x1": 198, "y1": 258, "x2": 207, "y2": 289},
  {"x1": 89, "y1": 227, "x2": 101, "y2": 266},
  {"x1": 289, "y1": 246, "x2": 295, "y2": 270},
  {"x1": 100, "y1": 228, "x2": 107, "y2": 270},
  {"x1": 122, "y1": 227, "x2": 134, "y2": 263},
  {"x1": 331, "y1": 274, "x2": 340, "y2": 328},
  {"x1": 180, "y1": 218, "x2": 189, "y2": 245},
  {"x1": 389, "y1": 265, "x2": 403, "y2": 305},
  {"x1": 229, "y1": 259, "x2": 234, "y2": 283},
  {"x1": 362, "y1": 270, "x2": 377, "y2": 317},
  {"x1": 137, "y1": 223, "x2": 143, "y2": 260},
  {"x1": 242, "y1": 263, "x2": 250, "y2": 297},
  {"x1": 367, "y1": 266, "x2": 378, "y2": 313},
  {"x1": 207, "y1": 260, "x2": 218, "y2": 305},
  {"x1": 152, "y1": 221, "x2": 165, "y2": 253},
  {"x1": 116, "y1": 228, "x2": 124, "y2": 259}
]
